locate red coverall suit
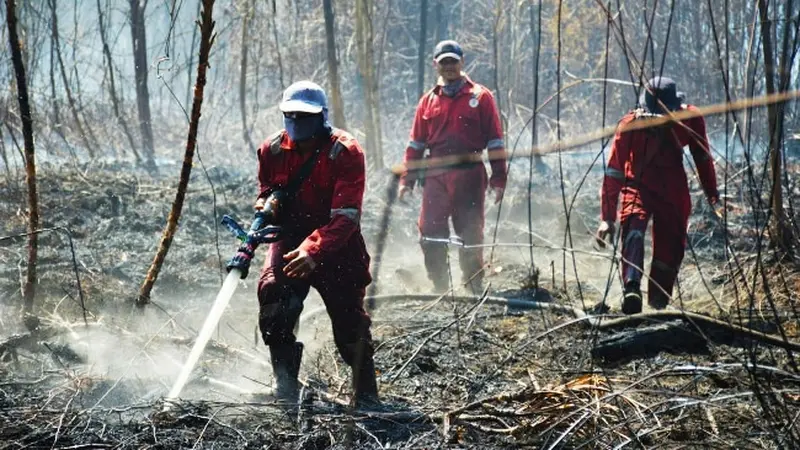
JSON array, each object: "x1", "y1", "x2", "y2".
[
  {"x1": 256, "y1": 129, "x2": 373, "y2": 374},
  {"x1": 400, "y1": 76, "x2": 508, "y2": 289},
  {"x1": 600, "y1": 106, "x2": 718, "y2": 307}
]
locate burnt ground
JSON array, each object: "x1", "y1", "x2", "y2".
[{"x1": 1, "y1": 161, "x2": 800, "y2": 449}]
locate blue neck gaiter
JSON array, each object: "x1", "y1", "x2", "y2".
[
  {"x1": 441, "y1": 77, "x2": 466, "y2": 97},
  {"x1": 284, "y1": 113, "x2": 331, "y2": 142}
]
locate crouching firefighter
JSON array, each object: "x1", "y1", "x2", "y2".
[
  {"x1": 596, "y1": 76, "x2": 719, "y2": 314},
  {"x1": 227, "y1": 81, "x2": 379, "y2": 408}
]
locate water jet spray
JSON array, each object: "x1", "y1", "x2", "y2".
[{"x1": 162, "y1": 209, "x2": 282, "y2": 409}]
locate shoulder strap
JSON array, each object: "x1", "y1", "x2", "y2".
[{"x1": 284, "y1": 146, "x2": 323, "y2": 197}]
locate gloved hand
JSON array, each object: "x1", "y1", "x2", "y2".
[
  {"x1": 488, "y1": 187, "x2": 504, "y2": 204},
  {"x1": 397, "y1": 185, "x2": 413, "y2": 202},
  {"x1": 227, "y1": 242, "x2": 256, "y2": 279},
  {"x1": 595, "y1": 220, "x2": 616, "y2": 249},
  {"x1": 708, "y1": 189, "x2": 720, "y2": 206}
]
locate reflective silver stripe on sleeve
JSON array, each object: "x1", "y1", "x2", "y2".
[
  {"x1": 605, "y1": 167, "x2": 625, "y2": 181},
  {"x1": 408, "y1": 140, "x2": 426, "y2": 151},
  {"x1": 487, "y1": 138, "x2": 504, "y2": 149},
  {"x1": 331, "y1": 208, "x2": 360, "y2": 223}
]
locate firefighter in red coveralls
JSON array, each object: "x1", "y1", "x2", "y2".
[
  {"x1": 229, "y1": 81, "x2": 378, "y2": 407},
  {"x1": 398, "y1": 40, "x2": 508, "y2": 293},
  {"x1": 596, "y1": 77, "x2": 719, "y2": 314}
]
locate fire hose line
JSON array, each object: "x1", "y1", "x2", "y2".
[
  {"x1": 419, "y1": 236, "x2": 555, "y2": 249},
  {"x1": 299, "y1": 294, "x2": 586, "y2": 326}
]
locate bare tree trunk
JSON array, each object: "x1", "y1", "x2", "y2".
[
  {"x1": 691, "y1": 3, "x2": 707, "y2": 100},
  {"x1": 239, "y1": 0, "x2": 256, "y2": 151},
  {"x1": 253, "y1": 13, "x2": 263, "y2": 117},
  {"x1": 48, "y1": 32, "x2": 61, "y2": 135},
  {"x1": 741, "y1": 3, "x2": 760, "y2": 141},
  {"x1": 97, "y1": 0, "x2": 141, "y2": 163},
  {"x1": 433, "y1": 0, "x2": 447, "y2": 43},
  {"x1": 323, "y1": 0, "x2": 347, "y2": 129},
  {"x1": 757, "y1": 0, "x2": 795, "y2": 254},
  {"x1": 137, "y1": 0, "x2": 217, "y2": 307},
  {"x1": 529, "y1": 0, "x2": 543, "y2": 169},
  {"x1": 492, "y1": 0, "x2": 505, "y2": 133},
  {"x1": 129, "y1": 0, "x2": 156, "y2": 168},
  {"x1": 6, "y1": 0, "x2": 40, "y2": 323},
  {"x1": 186, "y1": 0, "x2": 201, "y2": 109},
  {"x1": 416, "y1": 0, "x2": 428, "y2": 98},
  {"x1": 269, "y1": 0, "x2": 285, "y2": 90},
  {"x1": 355, "y1": 0, "x2": 383, "y2": 169},
  {"x1": 15, "y1": 3, "x2": 44, "y2": 95},
  {"x1": 70, "y1": 0, "x2": 87, "y2": 123},
  {"x1": 49, "y1": 0, "x2": 97, "y2": 159},
  {"x1": 0, "y1": 126, "x2": 11, "y2": 181},
  {"x1": 374, "y1": 0, "x2": 393, "y2": 84}
]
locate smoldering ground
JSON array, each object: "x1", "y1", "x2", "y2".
[{"x1": 1, "y1": 155, "x2": 797, "y2": 449}]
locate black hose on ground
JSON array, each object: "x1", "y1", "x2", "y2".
[{"x1": 298, "y1": 294, "x2": 589, "y2": 328}]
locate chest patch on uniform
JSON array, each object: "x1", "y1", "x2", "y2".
[{"x1": 469, "y1": 84, "x2": 482, "y2": 108}]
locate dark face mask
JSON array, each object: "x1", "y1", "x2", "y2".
[{"x1": 284, "y1": 114, "x2": 327, "y2": 142}]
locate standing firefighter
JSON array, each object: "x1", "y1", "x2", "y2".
[
  {"x1": 596, "y1": 77, "x2": 719, "y2": 314},
  {"x1": 398, "y1": 40, "x2": 508, "y2": 293},
  {"x1": 229, "y1": 81, "x2": 379, "y2": 407}
]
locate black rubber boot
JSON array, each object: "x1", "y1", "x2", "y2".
[
  {"x1": 621, "y1": 281, "x2": 643, "y2": 315},
  {"x1": 648, "y1": 290, "x2": 670, "y2": 310},
  {"x1": 463, "y1": 274, "x2": 484, "y2": 296},
  {"x1": 269, "y1": 342, "x2": 303, "y2": 403},
  {"x1": 432, "y1": 278, "x2": 450, "y2": 293},
  {"x1": 352, "y1": 354, "x2": 381, "y2": 410},
  {"x1": 422, "y1": 241, "x2": 449, "y2": 293}
]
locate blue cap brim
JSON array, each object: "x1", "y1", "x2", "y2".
[{"x1": 279, "y1": 100, "x2": 323, "y2": 114}]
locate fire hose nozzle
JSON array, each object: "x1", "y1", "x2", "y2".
[{"x1": 221, "y1": 213, "x2": 284, "y2": 279}]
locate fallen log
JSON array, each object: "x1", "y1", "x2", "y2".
[
  {"x1": 591, "y1": 320, "x2": 710, "y2": 362},
  {"x1": 594, "y1": 310, "x2": 800, "y2": 354}
]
